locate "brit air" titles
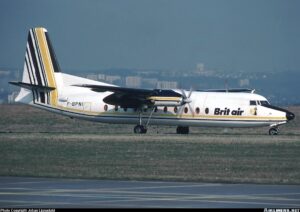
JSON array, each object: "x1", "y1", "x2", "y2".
[{"x1": 214, "y1": 108, "x2": 244, "y2": 116}]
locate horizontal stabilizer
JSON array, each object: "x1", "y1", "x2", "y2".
[{"x1": 9, "y1": 81, "x2": 55, "y2": 91}]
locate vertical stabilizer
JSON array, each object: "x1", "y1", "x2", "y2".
[{"x1": 13, "y1": 27, "x2": 62, "y2": 106}]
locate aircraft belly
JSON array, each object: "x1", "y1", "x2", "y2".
[
  {"x1": 151, "y1": 119, "x2": 270, "y2": 128},
  {"x1": 30, "y1": 104, "x2": 278, "y2": 128},
  {"x1": 91, "y1": 115, "x2": 271, "y2": 128}
]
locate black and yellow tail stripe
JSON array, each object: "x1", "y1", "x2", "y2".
[
  {"x1": 35, "y1": 28, "x2": 58, "y2": 106},
  {"x1": 24, "y1": 27, "x2": 60, "y2": 106}
]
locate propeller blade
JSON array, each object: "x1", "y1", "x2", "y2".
[
  {"x1": 180, "y1": 89, "x2": 187, "y2": 99},
  {"x1": 188, "y1": 103, "x2": 195, "y2": 117},
  {"x1": 178, "y1": 88, "x2": 194, "y2": 117},
  {"x1": 187, "y1": 87, "x2": 193, "y2": 98},
  {"x1": 177, "y1": 105, "x2": 185, "y2": 118}
]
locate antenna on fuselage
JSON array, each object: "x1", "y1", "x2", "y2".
[{"x1": 225, "y1": 79, "x2": 228, "y2": 92}]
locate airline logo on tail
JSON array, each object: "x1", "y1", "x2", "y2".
[{"x1": 20, "y1": 27, "x2": 60, "y2": 106}]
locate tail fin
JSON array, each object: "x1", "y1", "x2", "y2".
[{"x1": 11, "y1": 27, "x2": 61, "y2": 106}]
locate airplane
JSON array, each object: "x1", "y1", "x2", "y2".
[{"x1": 10, "y1": 27, "x2": 295, "y2": 135}]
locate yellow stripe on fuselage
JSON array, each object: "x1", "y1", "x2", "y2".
[
  {"x1": 35, "y1": 28, "x2": 58, "y2": 106},
  {"x1": 48, "y1": 104, "x2": 287, "y2": 122}
]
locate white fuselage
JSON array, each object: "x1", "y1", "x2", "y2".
[{"x1": 29, "y1": 73, "x2": 288, "y2": 129}]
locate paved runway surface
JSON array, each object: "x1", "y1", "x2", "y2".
[{"x1": 0, "y1": 176, "x2": 299, "y2": 208}]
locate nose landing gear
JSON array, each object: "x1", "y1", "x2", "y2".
[{"x1": 269, "y1": 127, "x2": 279, "y2": 135}]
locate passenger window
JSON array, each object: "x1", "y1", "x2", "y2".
[
  {"x1": 174, "y1": 106, "x2": 178, "y2": 113},
  {"x1": 205, "y1": 108, "x2": 209, "y2": 114},
  {"x1": 164, "y1": 106, "x2": 168, "y2": 113},
  {"x1": 250, "y1": 100, "x2": 256, "y2": 106},
  {"x1": 104, "y1": 104, "x2": 108, "y2": 111},
  {"x1": 184, "y1": 107, "x2": 188, "y2": 113}
]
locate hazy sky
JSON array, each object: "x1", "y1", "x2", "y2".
[{"x1": 0, "y1": 0, "x2": 299, "y2": 73}]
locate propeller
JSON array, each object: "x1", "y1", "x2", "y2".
[{"x1": 178, "y1": 87, "x2": 194, "y2": 117}]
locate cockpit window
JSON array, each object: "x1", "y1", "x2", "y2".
[
  {"x1": 260, "y1": 101, "x2": 270, "y2": 106},
  {"x1": 250, "y1": 100, "x2": 256, "y2": 106}
]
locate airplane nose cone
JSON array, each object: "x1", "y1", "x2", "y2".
[{"x1": 286, "y1": 111, "x2": 295, "y2": 121}]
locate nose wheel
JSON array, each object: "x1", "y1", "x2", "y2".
[{"x1": 269, "y1": 127, "x2": 279, "y2": 135}]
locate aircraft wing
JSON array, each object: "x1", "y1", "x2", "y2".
[
  {"x1": 74, "y1": 84, "x2": 182, "y2": 108},
  {"x1": 74, "y1": 84, "x2": 153, "y2": 95}
]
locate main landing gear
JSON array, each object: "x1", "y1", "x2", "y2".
[
  {"x1": 176, "y1": 126, "x2": 189, "y2": 134},
  {"x1": 269, "y1": 127, "x2": 279, "y2": 135},
  {"x1": 133, "y1": 107, "x2": 156, "y2": 134},
  {"x1": 133, "y1": 107, "x2": 192, "y2": 135},
  {"x1": 134, "y1": 125, "x2": 147, "y2": 134}
]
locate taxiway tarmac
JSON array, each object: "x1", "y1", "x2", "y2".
[{"x1": 0, "y1": 176, "x2": 299, "y2": 208}]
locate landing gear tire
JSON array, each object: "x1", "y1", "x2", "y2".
[
  {"x1": 269, "y1": 127, "x2": 279, "y2": 135},
  {"x1": 176, "y1": 126, "x2": 189, "y2": 134},
  {"x1": 134, "y1": 125, "x2": 147, "y2": 134}
]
